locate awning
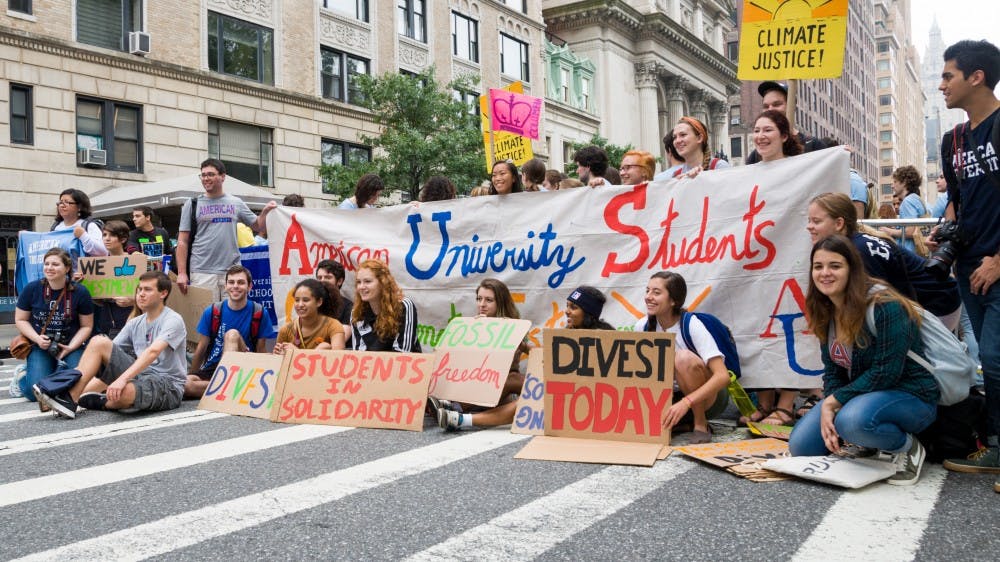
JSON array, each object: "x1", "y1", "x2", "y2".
[{"x1": 90, "y1": 174, "x2": 276, "y2": 217}]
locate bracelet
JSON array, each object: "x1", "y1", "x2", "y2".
[{"x1": 682, "y1": 396, "x2": 694, "y2": 409}]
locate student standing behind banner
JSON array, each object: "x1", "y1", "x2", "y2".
[
  {"x1": 433, "y1": 278, "x2": 530, "y2": 431},
  {"x1": 127, "y1": 206, "x2": 173, "y2": 259},
  {"x1": 619, "y1": 150, "x2": 656, "y2": 185},
  {"x1": 489, "y1": 160, "x2": 524, "y2": 195},
  {"x1": 745, "y1": 81, "x2": 827, "y2": 164},
  {"x1": 653, "y1": 117, "x2": 731, "y2": 181},
  {"x1": 790, "y1": 235, "x2": 937, "y2": 486},
  {"x1": 273, "y1": 279, "x2": 345, "y2": 354},
  {"x1": 51, "y1": 189, "x2": 108, "y2": 257},
  {"x1": 339, "y1": 173, "x2": 384, "y2": 210},
  {"x1": 351, "y1": 259, "x2": 421, "y2": 352},
  {"x1": 315, "y1": 259, "x2": 353, "y2": 340}
]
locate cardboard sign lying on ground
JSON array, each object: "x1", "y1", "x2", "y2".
[
  {"x1": 427, "y1": 317, "x2": 531, "y2": 407},
  {"x1": 269, "y1": 349, "x2": 431, "y2": 431},
  {"x1": 512, "y1": 348, "x2": 544, "y2": 435},
  {"x1": 675, "y1": 437, "x2": 789, "y2": 468},
  {"x1": 514, "y1": 436, "x2": 662, "y2": 467},
  {"x1": 197, "y1": 352, "x2": 288, "y2": 419},
  {"x1": 748, "y1": 421, "x2": 793, "y2": 440},
  {"x1": 78, "y1": 254, "x2": 148, "y2": 298},
  {"x1": 763, "y1": 455, "x2": 894, "y2": 488},
  {"x1": 168, "y1": 283, "x2": 213, "y2": 343}
]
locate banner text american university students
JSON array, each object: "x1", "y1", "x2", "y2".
[{"x1": 267, "y1": 148, "x2": 851, "y2": 389}]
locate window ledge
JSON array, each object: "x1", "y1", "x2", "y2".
[
  {"x1": 7, "y1": 9, "x2": 37, "y2": 22},
  {"x1": 75, "y1": 167, "x2": 146, "y2": 181}
]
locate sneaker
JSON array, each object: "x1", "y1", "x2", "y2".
[
  {"x1": 943, "y1": 446, "x2": 1000, "y2": 474},
  {"x1": 888, "y1": 437, "x2": 925, "y2": 486},
  {"x1": 32, "y1": 384, "x2": 77, "y2": 419},
  {"x1": 438, "y1": 409, "x2": 461, "y2": 431},
  {"x1": 29, "y1": 384, "x2": 52, "y2": 413},
  {"x1": 8, "y1": 364, "x2": 26, "y2": 398},
  {"x1": 78, "y1": 392, "x2": 107, "y2": 411}
]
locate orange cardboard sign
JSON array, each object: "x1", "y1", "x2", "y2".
[
  {"x1": 511, "y1": 348, "x2": 544, "y2": 435},
  {"x1": 197, "y1": 351, "x2": 288, "y2": 419},
  {"x1": 427, "y1": 317, "x2": 531, "y2": 407},
  {"x1": 674, "y1": 438, "x2": 789, "y2": 468},
  {"x1": 543, "y1": 329, "x2": 675, "y2": 444},
  {"x1": 269, "y1": 349, "x2": 431, "y2": 431}
]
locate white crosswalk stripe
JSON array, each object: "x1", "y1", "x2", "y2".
[{"x1": 0, "y1": 410, "x2": 50, "y2": 423}]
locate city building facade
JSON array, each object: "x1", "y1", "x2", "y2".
[{"x1": 922, "y1": 16, "x2": 967, "y2": 185}]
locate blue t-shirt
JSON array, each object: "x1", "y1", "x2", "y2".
[
  {"x1": 930, "y1": 191, "x2": 949, "y2": 219},
  {"x1": 897, "y1": 192, "x2": 926, "y2": 254},
  {"x1": 944, "y1": 108, "x2": 1000, "y2": 265},
  {"x1": 196, "y1": 300, "x2": 275, "y2": 371},
  {"x1": 16, "y1": 280, "x2": 95, "y2": 343},
  {"x1": 849, "y1": 169, "x2": 868, "y2": 211}
]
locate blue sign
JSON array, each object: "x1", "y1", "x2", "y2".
[
  {"x1": 240, "y1": 245, "x2": 278, "y2": 335},
  {"x1": 16, "y1": 231, "x2": 85, "y2": 294}
]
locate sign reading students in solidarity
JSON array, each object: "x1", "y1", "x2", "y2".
[
  {"x1": 544, "y1": 329, "x2": 674, "y2": 444},
  {"x1": 737, "y1": 0, "x2": 849, "y2": 79},
  {"x1": 428, "y1": 317, "x2": 531, "y2": 406},
  {"x1": 267, "y1": 147, "x2": 850, "y2": 390},
  {"x1": 78, "y1": 254, "x2": 148, "y2": 298}
]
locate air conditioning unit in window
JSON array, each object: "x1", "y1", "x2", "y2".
[
  {"x1": 78, "y1": 148, "x2": 107, "y2": 167},
  {"x1": 128, "y1": 31, "x2": 151, "y2": 56},
  {"x1": 730, "y1": 116, "x2": 740, "y2": 125}
]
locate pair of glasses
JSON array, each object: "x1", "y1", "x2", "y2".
[
  {"x1": 57, "y1": 200, "x2": 77, "y2": 206},
  {"x1": 200, "y1": 172, "x2": 219, "y2": 179}
]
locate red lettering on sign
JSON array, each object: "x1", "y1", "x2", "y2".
[
  {"x1": 279, "y1": 214, "x2": 312, "y2": 276},
  {"x1": 760, "y1": 277, "x2": 809, "y2": 338}
]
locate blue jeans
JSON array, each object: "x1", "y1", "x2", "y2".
[
  {"x1": 18, "y1": 345, "x2": 84, "y2": 401},
  {"x1": 957, "y1": 261, "x2": 1000, "y2": 441},
  {"x1": 789, "y1": 390, "x2": 937, "y2": 456},
  {"x1": 959, "y1": 305, "x2": 982, "y2": 385}
]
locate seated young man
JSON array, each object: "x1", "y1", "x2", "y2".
[
  {"x1": 315, "y1": 259, "x2": 353, "y2": 339},
  {"x1": 33, "y1": 271, "x2": 188, "y2": 418},
  {"x1": 184, "y1": 265, "x2": 274, "y2": 398}
]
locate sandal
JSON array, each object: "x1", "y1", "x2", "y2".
[
  {"x1": 796, "y1": 395, "x2": 821, "y2": 419},
  {"x1": 739, "y1": 407, "x2": 773, "y2": 427},
  {"x1": 689, "y1": 428, "x2": 713, "y2": 444},
  {"x1": 759, "y1": 408, "x2": 795, "y2": 427}
]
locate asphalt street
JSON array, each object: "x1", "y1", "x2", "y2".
[{"x1": 1, "y1": 362, "x2": 996, "y2": 561}]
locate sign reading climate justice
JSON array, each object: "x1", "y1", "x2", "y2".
[
  {"x1": 266, "y1": 147, "x2": 850, "y2": 390},
  {"x1": 737, "y1": 0, "x2": 848, "y2": 80}
]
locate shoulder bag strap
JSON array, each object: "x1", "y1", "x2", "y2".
[{"x1": 39, "y1": 285, "x2": 68, "y2": 336}]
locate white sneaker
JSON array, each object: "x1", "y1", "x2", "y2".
[
  {"x1": 8, "y1": 364, "x2": 26, "y2": 398},
  {"x1": 887, "y1": 437, "x2": 925, "y2": 486},
  {"x1": 438, "y1": 409, "x2": 461, "y2": 431}
]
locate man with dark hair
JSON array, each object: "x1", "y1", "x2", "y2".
[
  {"x1": 745, "y1": 81, "x2": 827, "y2": 164},
  {"x1": 282, "y1": 193, "x2": 305, "y2": 207},
  {"x1": 881, "y1": 165, "x2": 927, "y2": 254},
  {"x1": 932, "y1": 39, "x2": 1000, "y2": 491},
  {"x1": 183, "y1": 265, "x2": 274, "y2": 398},
  {"x1": 573, "y1": 145, "x2": 610, "y2": 185},
  {"x1": 315, "y1": 259, "x2": 354, "y2": 339},
  {"x1": 127, "y1": 205, "x2": 173, "y2": 258},
  {"x1": 33, "y1": 271, "x2": 188, "y2": 418},
  {"x1": 176, "y1": 158, "x2": 277, "y2": 300}
]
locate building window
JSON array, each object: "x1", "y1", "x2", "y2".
[
  {"x1": 321, "y1": 47, "x2": 369, "y2": 104},
  {"x1": 500, "y1": 33, "x2": 529, "y2": 81},
  {"x1": 560, "y1": 67, "x2": 570, "y2": 102},
  {"x1": 501, "y1": 0, "x2": 527, "y2": 13},
  {"x1": 580, "y1": 77, "x2": 590, "y2": 109},
  {"x1": 453, "y1": 88, "x2": 479, "y2": 116},
  {"x1": 877, "y1": 77, "x2": 890, "y2": 89},
  {"x1": 877, "y1": 41, "x2": 890, "y2": 53},
  {"x1": 876, "y1": 59, "x2": 890, "y2": 71},
  {"x1": 879, "y1": 94, "x2": 891, "y2": 106},
  {"x1": 726, "y1": 40, "x2": 738, "y2": 62},
  {"x1": 451, "y1": 11, "x2": 478, "y2": 63},
  {"x1": 397, "y1": 0, "x2": 426, "y2": 43},
  {"x1": 77, "y1": 0, "x2": 142, "y2": 51},
  {"x1": 881, "y1": 184, "x2": 892, "y2": 196},
  {"x1": 880, "y1": 148, "x2": 893, "y2": 162},
  {"x1": 207, "y1": 11, "x2": 274, "y2": 85},
  {"x1": 730, "y1": 137, "x2": 742, "y2": 159},
  {"x1": 76, "y1": 96, "x2": 142, "y2": 172},
  {"x1": 880, "y1": 130, "x2": 892, "y2": 142},
  {"x1": 9, "y1": 0, "x2": 31, "y2": 14},
  {"x1": 322, "y1": 0, "x2": 368, "y2": 23},
  {"x1": 321, "y1": 138, "x2": 371, "y2": 193},
  {"x1": 881, "y1": 166, "x2": 892, "y2": 177},
  {"x1": 9, "y1": 84, "x2": 33, "y2": 145},
  {"x1": 879, "y1": 112, "x2": 892, "y2": 125},
  {"x1": 208, "y1": 118, "x2": 272, "y2": 187}
]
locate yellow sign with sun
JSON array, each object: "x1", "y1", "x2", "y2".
[{"x1": 737, "y1": 0, "x2": 849, "y2": 80}]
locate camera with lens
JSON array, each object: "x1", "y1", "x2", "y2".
[{"x1": 926, "y1": 220, "x2": 966, "y2": 279}]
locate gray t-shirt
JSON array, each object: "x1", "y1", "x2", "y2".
[
  {"x1": 179, "y1": 193, "x2": 257, "y2": 274},
  {"x1": 114, "y1": 307, "x2": 189, "y2": 392}
]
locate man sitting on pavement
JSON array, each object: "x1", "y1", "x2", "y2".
[
  {"x1": 184, "y1": 265, "x2": 274, "y2": 398},
  {"x1": 33, "y1": 271, "x2": 187, "y2": 418}
]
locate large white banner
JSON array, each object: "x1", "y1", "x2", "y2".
[{"x1": 268, "y1": 147, "x2": 849, "y2": 388}]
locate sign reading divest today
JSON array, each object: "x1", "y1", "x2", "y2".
[
  {"x1": 198, "y1": 351, "x2": 288, "y2": 419},
  {"x1": 737, "y1": 0, "x2": 848, "y2": 80},
  {"x1": 427, "y1": 317, "x2": 531, "y2": 406},
  {"x1": 269, "y1": 349, "x2": 430, "y2": 431},
  {"x1": 78, "y1": 254, "x2": 148, "y2": 298},
  {"x1": 543, "y1": 329, "x2": 675, "y2": 444}
]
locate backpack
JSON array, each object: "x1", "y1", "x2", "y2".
[
  {"x1": 51, "y1": 217, "x2": 104, "y2": 234},
  {"x1": 644, "y1": 311, "x2": 742, "y2": 378},
  {"x1": 864, "y1": 302, "x2": 977, "y2": 406},
  {"x1": 179, "y1": 196, "x2": 200, "y2": 275},
  {"x1": 918, "y1": 391, "x2": 987, "y2": 462},
  {"x1": 211, "y1": 300, "x2": 264, "y2": 350},
  {"x1": 671, "y1": 158, "x2": 722, "y2": 178}
]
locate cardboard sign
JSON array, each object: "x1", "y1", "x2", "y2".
[
  {"x1": 481, "y1": 81, "x2": 534, "y2": 170},
  {"x1": 512, "y1": 348, "x2": 545, "y2": 435},
  {"x1": 78, "y1": 254, "x2": 148, "y2": 299},
  {"x1": 197, "y1": 351, "x2": 288, "y2": 419},
  {"x1": 763, "y1": 455, "x2": 894, "y2": 488},
  {"x1": 737, "y1": 0, "x2": 849, "y2": 80},
  {"x1": 168, "y1": 283, "x2": 214, "y2": 343},
  {"x1": 674, "y1": 438, "x2": 789, "y2": 469},
  {"x1": 514, "y1": 436, "x2": 662, "y2": 467},
  {"x1": 427, "y1": 317, "x2": 531, "y2": 407},
  {"x1": 748, "y1": 421, "x2": 793, "y2": 440},
  {"x1": 269, "y1": 349, "x2": 430, "y2": 431},
  {"x1": 489, "y1": 89, "x2": 543, "y2": 139}
]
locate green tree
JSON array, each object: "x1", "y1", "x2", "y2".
[
  {"x1": 319, "y1": 67, "x2": 484, "y2": 202},
  {"x1": 563, "y1": 135, "x2": 634, "y2": 177}
]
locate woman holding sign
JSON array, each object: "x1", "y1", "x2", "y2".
[
  {"x1": 273, "y1": 279, "x2": 346, "y2": 354},
  {"x1": 634, "y1": 272, "x2": 730, "y2": 444},
  {"x1": 351, "y1": 260, "x2": 421, "y2": 352},
  {"x1": 435, "y1": 279, "x2": 530, "y2": 430},
  {"x1": 790, "y1": 235, "x2": 936, "y2": 485},
  {"x1": 92, "y1": 220, "x2": 137, "y2": 338},
  {"x1": 51, "y1": 189, "x2": 108, "y2": 257},
  {"x1": 13, "y1": 248, "x2": 95, "y2": 402}
]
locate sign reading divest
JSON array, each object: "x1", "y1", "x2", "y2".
[
  {"x1": 78, "y1": 255, "x2": 148, "y2": 299},
  {"x1": 270, "y1": 349, "x2": 430, "y2": 431},
  {"x1": 427, "y1": 317, "x2": 531, "y2": 406},
  {"x1": 198, "y1": 351, "x2": 287, "y2": 419},
  {"x1": 737, "y1": 0, "x2": 848, "y2": 80},
  {"x1": 544, "y1": 329, "x2": 675, "y2": 444}
]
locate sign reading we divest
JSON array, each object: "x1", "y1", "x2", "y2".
[
  {"x1": 78, "y1": 254, "x2": 147, "y2": 298},
  {"x1": 544, "y1": 329, "x2": 675, "y2": 444},
  {"x1": 737, "y1": 0, "x2": 848, "y2": 79}
]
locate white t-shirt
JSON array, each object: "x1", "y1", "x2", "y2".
[{"x1": 633, "y1": 315, "x2": 724, "y2": 363}]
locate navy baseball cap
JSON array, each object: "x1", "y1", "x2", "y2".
[{"x1": 757, "y1": 81, "x2": 788, "y2": 97}]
